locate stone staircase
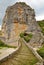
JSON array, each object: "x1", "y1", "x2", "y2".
[{"x1": 0, "y1": 39, "x2": 38, "y2": 65}]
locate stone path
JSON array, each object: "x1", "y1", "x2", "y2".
[{"x1": 0, "y1": 39, "x2": 38, "y2": 65}]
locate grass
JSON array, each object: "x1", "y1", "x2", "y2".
[
  {"x1": 19, "y1": 39, "x2": 38, "y2": 65},
  {"x1": 38, "y1": 20, "x2": 44, "y2": 35},
  {"x1": 37, "y1": 46, "x2": 44, "y2": 58},
  {"x1": 20, "y1": 32, "x2": 33, "y2": 42},
  {"x1": 0, "y1": 30, "x2": 2, "y2": 36},
  {"x1": 0, "y1": 40, "x2": 16, "y2": 48}
]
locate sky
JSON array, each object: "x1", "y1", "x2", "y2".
[{"x1": 0, "y1": 0, "x2": 44, "y2": 28}]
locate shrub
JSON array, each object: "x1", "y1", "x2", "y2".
[
  {"x1": 20, "y1": 33, "x2": 24, "y2": 38},
  {"x1": 20, "y1": 32, "x2": 33, "y2": 42},
  {"x1": 28, "y1": 33, "x2": 33, "y2": 38},
  {"x1": 0, "y1": 40, "x2": 5, "y2": 46},
  {"x1": 24, "y1": 36, "x2": 30, "y2": 42},
  {"x1": 19, "y1": 2, "x2": 26, "y2": 5},
  {"x1": 37, "y1": 46, "x2": 44, "y2": 58},
  {"x1": 38, "y1": 21, "x2": 44, "y2": 35}
]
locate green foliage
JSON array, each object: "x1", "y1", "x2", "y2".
[
  {"x1": 0, "y1": 30, "x2": 2, "y2": 35},
  {"x1": 19, "y1": 2, "x2": 26, "y2": 5},
  {"x1": 37, "y1": 46, "x2": 44, "y2": 58},
  {"x1": 24, "y1": 36, "x2": 30, "y2": 42},
  {"x1": 28, "y1": 33, "x2": 33, "y2": 38},
  {"x1": 38, "y1": 20, "x2": 44, "y2": 35},
  {"x1": 38, "y1": 20, "x2": 44, "y2": 27},
  {"x1": 29, "y1": 58, "x2": 38, "y2": 65},
  {"x1": 20, "y1": 32, "x2": 33, "y2": 42},
  {"x1": 20, "y1": 33, "x2": 24, "y2": 38},
  {"x1": 0, "y1": 40, "x2": 16, "y2": 48}
]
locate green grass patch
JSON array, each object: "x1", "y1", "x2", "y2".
[
  {"x1": 37, "y1": 46, "x2": 44, "y2": 58},
  {"x1": 38, "y1": 20, "x2": 44, "y2": 35},
  {"x1": 0, "y1": 40, "x2": 16, "y2": 48},
  {"x1": 20, "y1": 32, "x2": 33, "y2": 42}
]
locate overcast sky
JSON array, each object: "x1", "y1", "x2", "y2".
[{"x1": 0, "y1": 0, "x2": 44, "y2": 28}]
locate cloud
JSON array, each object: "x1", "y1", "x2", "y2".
[
  {"x1": 0, "y1": 25, "x2": 1, "y2": 30},
  {"x1": 36, "y1": 14, "x2": 44, "y2": 21}
]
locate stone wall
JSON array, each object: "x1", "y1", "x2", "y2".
[
  {"x1": 0, "y1": 39, "x2": 21, "y2": 64},
  {"x1": 21, "y1": 38, "x2": 43, "y2": 63},
  {"x1": 2, "y1": 2, "x2": 43, "y2": 46}
]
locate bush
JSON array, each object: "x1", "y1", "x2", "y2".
[
  {"x1": 24, "y1": 36, "x2": 30, "y2": 42},
  {"x1": 20, "y1": 33, "x2": 24, "y2": 38},
  {"x1": 28, "y1": 33, "x2": 33, "y2": 38},
  {"x1": 20, "y1": 32, "x2": 33, "y2": 42},
  {"x1": 0, "y1": 40, "x2": 5, "y2": 47},
  {"x1": 19, "y1": 2, "x2": 26, "y2": 5},
  {"x1": 37, "y1": 46, "x2": 44, "y2": 58},
  {"x1": 38, "y1": 21, "x2": 44, "y2": 35}
]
